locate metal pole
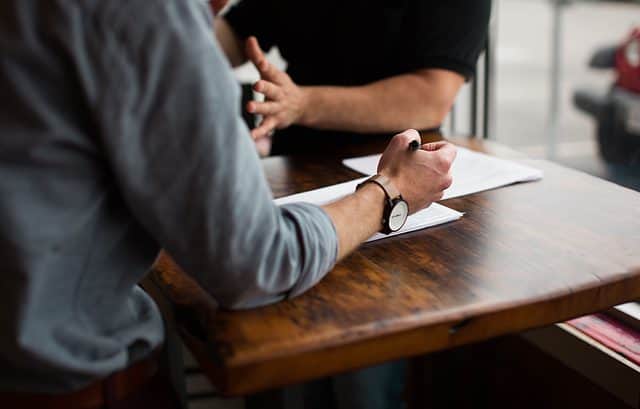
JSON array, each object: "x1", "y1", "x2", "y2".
[
  {"x1": 471, "y1": 76, "x2": 478, "y2": 137},
  {"x1": 483, "y1": 0, "x2": 498, "y2": 139},
  {"x1": 483, "y1": 46, "x2": 491, "y2": 139},
  {"x1": 548, "y1": 0, "x2": 569, "y2": 158},
  {"x1": 450, "y1": 104, "x2": 457, "y2": 136}
]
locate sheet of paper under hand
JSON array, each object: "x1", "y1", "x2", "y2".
[
  {"x1": 342, "y1": 147, "x2": 543, "y2": 200},
  {"x1": 274, "y1": 178, "x2": 463, "y2": 243}
]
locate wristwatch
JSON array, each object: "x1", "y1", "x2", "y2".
[{"x1": 356, "y1": 174, "x2": 409, "y2": 234}]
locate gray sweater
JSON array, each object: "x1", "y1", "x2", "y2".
[{"x1": 0, "y1": 0, "x2": 337, "y2": 393}]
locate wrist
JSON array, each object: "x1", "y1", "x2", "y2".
[
  {"x1": 297, "y1": 86, "x2": 317, "y2": 127},
  {"x1": 356, "y1": 182, "x2": 386, "y2": 215},
  {"x1": 357, "y1": 175, "x2": 410, "y2": 234},
  {"x1": 378, "y1": 170, "x2": 402, "y2": 198}
]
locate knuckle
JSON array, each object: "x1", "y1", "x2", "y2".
[
  {"x1": 436, "y1": 152, "x2": 454, "y2": 172},
  {"x1": 445, "y1": 145, "x2": 457, "y2": 165},
  {"x1": 393, "y1": 132, "x2": 412, "y2": 146},
  {"x1": 405, "y1": 129, "x2": 420, "y2": 140},
  {"x1": 440, "y1": 174, "x2": 453, "y2": 190},
  {"x1": 433, "y1": 155, "x2": 448, "y2": 172}
]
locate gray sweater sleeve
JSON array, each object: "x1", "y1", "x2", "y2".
[{"x1": 86, "y1": 0, "x2": 338, "y2": 309}]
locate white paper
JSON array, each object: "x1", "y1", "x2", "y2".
[
  {"x1": 275, "y1": 178, "x2": 463, "y2": 243},
  {"x1": 342, "y1": 147, "x2": 543, "y2": 200}
]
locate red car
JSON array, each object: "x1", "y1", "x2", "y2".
[{"x1": 574, "y1": 28, "x2": 640, "y2": 163}]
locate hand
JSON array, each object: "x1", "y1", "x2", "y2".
[
  {"x1": 245, "y1": 37, "x2": 309, "y2": 140},
  {"x1": 377, "y1": 129, "x2": 456, "y2": 213}
]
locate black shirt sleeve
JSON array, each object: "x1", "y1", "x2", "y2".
[
  {"x1": 223, "y1": 0, "x2": 278, "y2": 52},
  {"x1": 224, "y1": 0, "x2": 491, "y2": 81},
  {"x1": 402, "y1": 0, "x2": 492, "y2": 80}
]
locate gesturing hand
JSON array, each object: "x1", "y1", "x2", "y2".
[
  {"x1": 378, "y1": 130, "x2": 457, "y2": 213},
  {"x1": 245, "y1": 37, "x2": 309, "y2": 140}
]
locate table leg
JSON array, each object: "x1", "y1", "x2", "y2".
[{"x1": 141, "y1": 275, "x2": 189, "y2": 409}]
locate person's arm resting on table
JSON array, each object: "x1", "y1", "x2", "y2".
[
  {"x1": 98, "y1": 1, "x2": 455, "y2": 310},
  {"x1": 215, "y1": 21, "x2": 463, "y2": 139}
]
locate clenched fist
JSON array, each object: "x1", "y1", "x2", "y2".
[{"x1": 377, "y1": 129, "x2": 456, "y2": 213}]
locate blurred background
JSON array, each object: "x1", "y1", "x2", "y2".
[{"x1": 494, "y1": 0, "x2": 640, "y2": 191}]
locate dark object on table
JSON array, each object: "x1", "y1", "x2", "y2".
[{"x1": 573, "y1": 28, "x2": 640, "y2": 163}]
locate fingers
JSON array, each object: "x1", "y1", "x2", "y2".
[
  {"x1": 254, "y1": 135, "x2": 272, "y2": 157},
  {"x1": 253, "y1": 80, "x2": 283, "y2": 100},
  {"x1": 422, "y1": 141, "x2": 457, "y2": 161},
  {"x1": 435, "y1": 143, "x2": 458, "y2": 168},
  {"x1": 388, "y1": 130, "x2": 457, "y2": 173},
  {"x1": 384, "y1": 129, "x2": 421, "y2": 160},
  {"x1": 245, "y1": 36, "x2": 267, "y2": 70},
  {"x1": 391, "y1": 129, "x2": 421, "y2": 147},
  {"x1": 246, "y1": 37, "x2": 282, "y2": 82},
  {"x1": 439, "y1": 174, "x2": 453, "y2": 191},
  {"x1": 378, "y1": 129, "x2": 422, "y2": 173},
  {"x1": 421, "y1": 143, "x2": 457, "y2": 175},
  {"x1": 422, "y1": 141, "x2": 449, "y2": 151},
  {"x1": 251, "y1": 116, "x2": 278, "y2": 140},
  {"x1": 422, "y1": 142, "x2": 457, "y2": 168},
  {"x1": 398, "y1": 128, "x2": 421, "y2": 142},
  {"x1": 247, "y1": 100, "x2": 280, "y2": 116}
]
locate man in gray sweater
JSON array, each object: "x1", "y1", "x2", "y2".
[{"x1": 0, "y1": 0, "x2": 455, "y2": 407}]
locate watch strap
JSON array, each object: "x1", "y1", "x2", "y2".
[
  {"x1": 356, "y1": 174, "x2": 407, "y2": 234},
  {"x1": 357, "y1": 174, "x2": 401, "y2": 201}
]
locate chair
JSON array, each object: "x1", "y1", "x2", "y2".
[{"x1": 448, "y1": 0, "x2": 498, "y2": 140}]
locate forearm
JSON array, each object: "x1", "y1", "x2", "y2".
[
  {"x1": 208, "y1": 177, "x2": 385, "y2": 308},
  {"x1": 322, "y1": 183, "x2": 385, "y2": 260},
  {"x1": 300, "y1": 70, "x2": 461, "y2": 133}
]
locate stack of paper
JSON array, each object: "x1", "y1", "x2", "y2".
[
  {"x1": 275, "y1": 147, "x2": 541, "y2": 242},
  {"x1": 342, "y1": 146, "x2": 543, "y2": 200},
  {"x1": 275, "y1": 178, "x2": 463, "y2": 243}
]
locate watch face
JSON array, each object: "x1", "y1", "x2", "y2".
[{"x1": 388, "y1": 200, "x2": 409, "y2": 232}]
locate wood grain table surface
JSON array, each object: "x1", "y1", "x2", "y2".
[{"x1": 148, "y1": 134, "x2": 640, "y2": 396}]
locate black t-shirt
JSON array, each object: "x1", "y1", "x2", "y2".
[{"x1": 225, "y1": 0, "x2": 492, "y2": 155}]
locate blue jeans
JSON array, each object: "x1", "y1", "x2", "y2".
[{"x1": 304, "y1": 360, "x2": 407, "y2": 409}]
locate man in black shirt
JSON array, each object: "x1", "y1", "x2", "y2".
[{"x1": 215, "y1": 0, "x2": 492, "y2": 155}]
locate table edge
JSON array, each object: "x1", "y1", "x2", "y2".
[{"x1": 185, "y1": 268, "x2": 640, "y2": 396}]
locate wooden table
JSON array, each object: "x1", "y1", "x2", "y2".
[{"x1": 147, "y1": 136, "x2": 640, "y2": 397}]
